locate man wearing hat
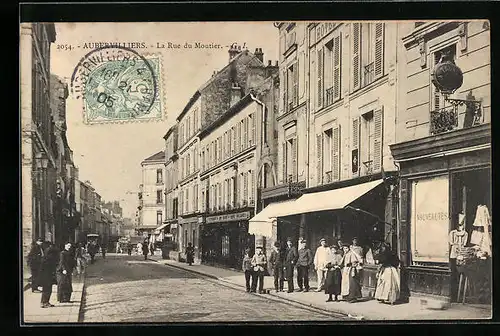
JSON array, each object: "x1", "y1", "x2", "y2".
[
  {"x1": 296, "y1": 239, "x2": 313, "y2": 292},
  {"x1": 251, "y1": 246, "x2": 267, "y2": 293},
  {"x1": 313, "y1": 238, "x2": 332, "y2": 292},
  {"x1": 269, "y1": 242, "x2": 285, "y2": 292},
  {"x1": 27, "y1": 238, "x2": 45, "y2": 293},
  {"x1": 284, "y1": 238, "x2": 298, "y2": 293}
]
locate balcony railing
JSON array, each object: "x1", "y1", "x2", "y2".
[
  {"x1": 323, "y1": 171, "x2": 332, "y2": 184},
  {"x1": 362, "y1": 160, "x2": 373, "y2": 175},
  {"x1": 325, "y1": 87, "x2": 335, "y2": 106},
  {"x1": 363, "y1": 62, "x2": 375, "y2": 87},
  {"x1": 430, "y1": 99, "x2": 483, "y2": 135}
]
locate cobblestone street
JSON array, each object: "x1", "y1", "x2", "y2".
[{"x1": 81, "y1": 254, "x2": 346, "y2": 322}]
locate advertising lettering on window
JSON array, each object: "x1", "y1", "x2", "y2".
[{"x1": 411, "y1": 175, "x2": 450, "y2": 263}]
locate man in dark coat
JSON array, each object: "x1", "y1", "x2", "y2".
[
  {"x1": 57, "y1": 242, "x2": 74, "y2": 303},
  {"x1": 27, "y1": 238, "x2": 44, "y2": 293},
  {"x1": 186, "y1": 243, "x2": 195, "y2": 265},
  {"x1": 142, "y1": 240, "x2": 150, "y2": 260},
  {"x1": 284, "y1": 238, "x2": 298, "y2": 293},
  {"x1": 269, "y1": 242, "x2": 284, "y2": 292},
  {"x1": 296, "y1": 240, "x2": 313, "y2": 292},
  {"x1": 40, "y1": 242, "x2": 58, "y2": 308}
]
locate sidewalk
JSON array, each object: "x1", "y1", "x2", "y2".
[
  {"x1": 22, "y1": 274, "x2": 85, "y2": 324},
  {"x1": 150, "y1": 255, "x2": 491, "y2": 321}
]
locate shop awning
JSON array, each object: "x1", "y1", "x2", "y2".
[
  {"x1": 248, "y1": 200, "x2": 298, "y2": 237},
  {"x1": 153, "y1": 223, "x2": 169, "y2": 235},
  {"x1": 276, "y1": 179, "x2": 384, "y2": 217}
]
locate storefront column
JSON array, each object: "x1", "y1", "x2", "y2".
[{"x1": 299, "y1": 213, "x2": 306, "y2": 239}]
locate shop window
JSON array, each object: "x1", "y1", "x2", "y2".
[
  {"x1": 222, "y1": 235, "x2": 230, "y2": 257},
  {"x1": 410, "y1": 175, "x2": 450, "y2": 265}
]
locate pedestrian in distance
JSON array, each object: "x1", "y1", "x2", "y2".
[
  {"x1": 269, "y1": 241, "x2": 285, "y2": 292},
  {"x1": 186, "y1": 242, "x2": 195, "y2": 265},
  {"x1": 101, "y1": 244, "x2": 106, "y2": 259},
  {"x1": 40, "y1": 241, "x2": 58, "y2": 308},
  {"x1": 127, "y1": 243, "x2": 133, "y2": 256},
  {"x1": 325, "y1": 244, "x2": 343, "y2": 302},
  {"x1": 242, "y1": 248, "x2": 253, "y2": 292},
  {"x1": 313, "y1": 238, "x2": 332, "y2": 292},
  {"x1": 251, "y1": 246, "x2": 267, "y2": 293},
  {"x1": 56, "y1": 242, "x2": 74, "y2": 303},
  {"x1": 27, "y1": 238, "x2": 45, "y2": 293},
  {"x1": 74, "y1": 242, "x2": 87, "y2": 276},
  {"x1": 87, "y1": 241, "x2": 97, "y2": 264},
  {"x1": 150, "y1": 243, "x2": 155, "y2": 256},
  {"x1": 296, "y1": 240, "x2": 313, "y2": 292},
  {"x1": 137, "y1": 242, "x2": 143, "y2": 256},
  {"x1": 284, "y1": 238, "x2": 298, "y2": 293},
  {"x1": 142, "y1": 241, "x2": 150, "y2": 260}
]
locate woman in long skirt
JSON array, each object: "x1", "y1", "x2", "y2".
[
  {"x1": 57, "y1": 242, "x2": 74, "y2": 303},
  {"x1": 341, "y1": 241, "x2": 363, "y2": 303},
  {"x1": 374, "y1": 243, "x2": 400, "y2": 304},
  {"x1": 325, "y1": 245, "x2": 343, "y2": 302}
]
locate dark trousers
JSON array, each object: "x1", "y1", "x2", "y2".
[
  {"x1": 244, "y1": 270, "x2": 252, "y2": 291},
  {"x1": 40, "y1": 276, "x2": 52, "y2": 304},
  {"x1": 285, "y1": 265, "x2": 294, "y2": 292},
  {"x1": 273, "y1": 267, "x2": 284, "y2": 291},
  {"x1": 144, "y1": 254, "x2": 148, "y2": 260},
  {"x1": 251, "y1": 270, "x2": 264, "y2": 292},
  {"x1": 297, "y1": 266, "x2": 310, "y2": 290},
  {"x1": 30, "y1": 265, "x2": 40, "y2": 291}
]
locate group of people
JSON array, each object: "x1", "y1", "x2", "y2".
[
  {"x1": 27, "y1": 238, "x2": 104, "y2": 308},
  {"x1": 136, "y1": 241, "x2": 155, "y2": 260},
  {"x1": 241, "y1": 237, "x2": 401, "y2": 305}
]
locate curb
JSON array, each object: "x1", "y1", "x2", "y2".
[{"x1": 155, "y1": 260, "x2": 356, "y2": 319}]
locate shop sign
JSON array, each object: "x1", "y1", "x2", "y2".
[
  {"x1": 170, "y1": 223, "x2": 178, "y2": 229},
  {"x1": 179, "y1": 217, "x2": 198, "y2": 225},
  {"x1": 411, "y1": 175, "x2": 450, "y2": 263},
  {"x1": 206, "y1": 211, "x2": 250, "y2": 224},
  {"x1": 315, "y1": 22, "x2": 338, "y2": 44}
]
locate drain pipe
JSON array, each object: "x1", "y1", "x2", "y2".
[{"x1": 250, "y1": 92, "x2": 266, "y2": 217}]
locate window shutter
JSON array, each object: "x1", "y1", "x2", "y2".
[
  {"x1": 333, "y1": 33, "x2": 342, "y2": 100},
  {"x1": 291, "y1": 138, "x2": 297, "y2": 181},
  {"x1": 251, "y1": 170, "x2": 255, "y2": 201},
  {"x1": 332, "y1": 125, "x2": 341, "y2": 181},
  {"x1": 433, "y1": 52, "x2": 442, "y2": 111},
  {"x1": 352, "y1": 23, "x2": 361, "y2": 91},
  {"x1": 317, "y1": 48, "x2": 324, "y2": 108},
  {"x1": 282, "y1": 142, "x2": 287, "y2": 182},
  {"x1": 374, "y1": 23, "x2": 384, "y2": 78},
  {"x1": 373, "y1": 107, "x2": 384, "y2": 172},
  {"x1": 219, "y1": 136, "x2": 222, "y2": 161},
  {"x1": 244, "y1": 118, "x2": 248, "y2": 149},
  {"x1": 244, "y1": 173, "x2": 248, "y2": 201},
  {"x1": 282, "y1": 70, "x2": 288, "y2": 112},
  {"x1": 316, "y1": 134, "x2": 323, "y2": 184},
  {"x1": 293, "y1": 62, "x2": 299, "y2": 106},
  {"x1": 250, "y1": 114, "x2": 255, "y2": 146},
  {"x1": 237, "y1": 122, "x2": 241, "y2": 152},
  {"x1": 352, "y1": 117, "x2": 360, "y2": 177}
]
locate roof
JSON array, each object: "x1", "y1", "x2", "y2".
[
  {"x1": 142, "y1": 150, "x2": 165, "y2": 163},
  {"x1": 176, "y1": 49, "x2": 263, "y2": 123},
  {"x1": 199, "y1": 93, "x2": 255, "y2": 140}
]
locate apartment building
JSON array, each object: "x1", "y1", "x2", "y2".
[{"x1": 390, "y1": 21, "x2": 491, "y2": 305}]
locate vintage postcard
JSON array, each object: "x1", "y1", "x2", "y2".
[{"x1": 20, "y1": 20, "x2": 492, "y2": 324}]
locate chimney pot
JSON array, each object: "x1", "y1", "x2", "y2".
[
  {"x1": 275, "y1": 60, "x2": 279, "y2": 66},
  {"x1": 268, "y1": 60, "x2": 272, "y2": 66}
]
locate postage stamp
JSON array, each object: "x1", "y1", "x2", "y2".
[{"x1": 70, "y1": 46, "x2": 164, "y2": 125}]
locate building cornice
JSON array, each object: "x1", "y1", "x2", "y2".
[{"x1": 402, "y1": 21, "x2": 460, "y2": 48}]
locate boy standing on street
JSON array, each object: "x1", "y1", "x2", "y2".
[
  {"x1": 251, "y1": 246, "x2": 267, "y2": 293},
  {"x1": 269, "y1": 242, "x2": 284, "y2": 292},
  {"x1": 242, "y1": 248, "x2": 253, "y2": 292}
]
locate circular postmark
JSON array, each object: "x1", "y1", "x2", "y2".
[{"x1": 70, "y1": 46, "x2": 158, "y2": 122}]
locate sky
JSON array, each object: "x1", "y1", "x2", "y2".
[{"x1": 51, "y1": 22, "x2": 279, "y2": 218}]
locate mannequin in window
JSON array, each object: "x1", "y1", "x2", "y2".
[{"x1": 449, "y1": 213, "x2": 468, "y2": 260}]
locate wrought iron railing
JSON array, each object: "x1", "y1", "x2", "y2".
[
  {"x1": 363, "y1": 62, "x2": 375, "y2": 87},
  {"x1": 430, "y1": 98, "x2": 483, "y2": 135},
  {"x1": 323, "y1": 171, "x2": 332, "y2": 184},
  {"x1": 325, "y1": 87, "x2": 335, "y2": 106}
]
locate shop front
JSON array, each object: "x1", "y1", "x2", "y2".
[
  {"x1": 178, "y1": 215, "x2": 201, "y2": 262},
  {"x1": 251, "y1": 175, "x2": 398, "y2": 294},
  {"x1": 201, "y1": 210, "x2": 253, "y2": 269},
  {"x1": 390, "y1": 123, "x2": 491, "y2": 304}
]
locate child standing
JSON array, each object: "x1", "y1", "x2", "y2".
[{"x1": 242, "y1": 248, "x2": 253, "y2": 292}]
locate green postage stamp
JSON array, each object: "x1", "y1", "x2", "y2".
[{"x1": 70, "y1": 46, "x2": 164, "y2": 124}]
